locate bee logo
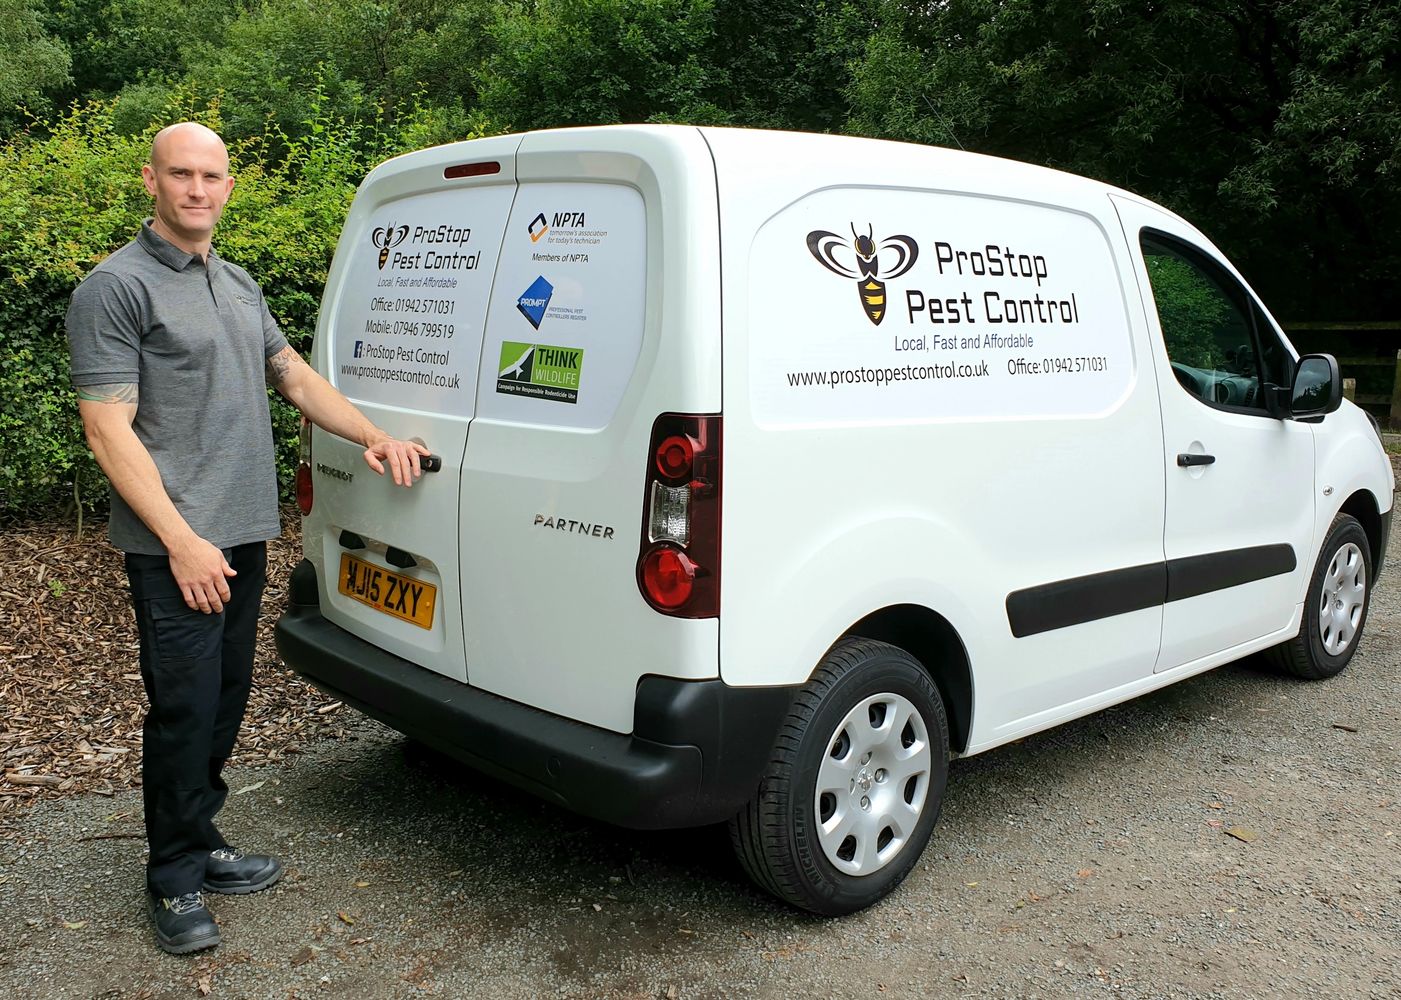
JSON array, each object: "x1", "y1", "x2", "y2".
[
  {"x1": 806, "y1": 225, "x2": 919, "y2": 326},
  {"x1": 371, "y1": 224, "x2": 410, "y2": 270}
]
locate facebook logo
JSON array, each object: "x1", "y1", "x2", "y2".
[{"x1": 354, "y1": 341, "x2": 364, "y2": 358}]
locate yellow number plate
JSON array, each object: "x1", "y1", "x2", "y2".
[{"x1": 337, "y1": 553, "x2": 437, "y2": 630}]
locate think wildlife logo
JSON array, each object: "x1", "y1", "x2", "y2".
[
  {"x1": 806, "y1": 225, "x2": 920, "y2": 325},
  {"x1": 371, "y1": 224, "x2": 409, "y2": 270}
]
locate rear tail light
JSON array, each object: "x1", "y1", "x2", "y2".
[
  {"x1": 295, "y1": 417, "x2": 313, "y2": 515},
  {"x1": 637, "y1": 414, "x2": 720, "y2": 617}
]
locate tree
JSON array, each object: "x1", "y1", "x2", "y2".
[
  {"x1": 0, "y1": 0, "x2": 72, "y2": 123},
  {"x1": 474, "y1": 0, "x2": 721, "y2": 129},
  {"x1": 846, "y1": 0, "x2": 1401, "y2": 320}
]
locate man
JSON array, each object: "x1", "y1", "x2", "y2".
[{"x1": 65, "y1": 122, "x2": 428, "y2": 955}]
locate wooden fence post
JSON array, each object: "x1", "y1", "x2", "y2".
[{"x1": 1343, "y1": 377, "x2": 1356, "y2": 401}]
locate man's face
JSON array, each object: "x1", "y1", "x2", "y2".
[{"x1": 141, "y1": 126, "x2": 235, "y2": 250}]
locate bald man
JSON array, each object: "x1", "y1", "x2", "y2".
[{"x1": 66, "y1": 123, "x2": 428, "y2": 954}]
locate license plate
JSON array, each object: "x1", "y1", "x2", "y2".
[{"x1": 338, "y1": 553, "x2": 437, "y2": 629}]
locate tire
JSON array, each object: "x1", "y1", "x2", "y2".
[
  {"x1": 1266, "y1": 513, "x2": 1372, "y2": 680},
  {"x1": 729, "y1": 637, "x2": 949, "y2": 916}
]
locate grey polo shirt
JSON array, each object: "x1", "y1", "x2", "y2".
[{"x1": 66, "y1": 220, "x2": 289, "y2": 554}]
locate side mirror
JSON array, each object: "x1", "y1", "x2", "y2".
[{"x1": 1290, "y1": 353, "x2": 1342, "y2": 419}]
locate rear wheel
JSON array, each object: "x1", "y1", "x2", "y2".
[
  {"x1": 730, "y1": 637, "x2": 949, "y2": 915},
  {"x1": 1266, "y1": 513, "x2": 1372, "y2": 680}
]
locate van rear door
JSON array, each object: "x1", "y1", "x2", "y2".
[
  {"x1": 307, "y1": 137, "x2": 520, "y2": 683},
  {"x1": 454, "y1": 126, "x2": 724, "y2": 734}
]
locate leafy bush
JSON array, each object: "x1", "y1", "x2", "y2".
[{"x1": 0, "y1": 89, "x2": 478, "y2": 519}]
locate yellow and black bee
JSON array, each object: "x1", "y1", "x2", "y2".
[
  {"x1": 371, "y1": 224, "x2": 410, "y2": 270},
  {"x1": 806, "y1": 224, "x2": 920, "y2": 325}
]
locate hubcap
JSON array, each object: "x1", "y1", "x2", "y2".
[
  {"x1": 1318, "y1": 541, "x2": 1366, "y2": 656},
  {"x1": 814, "y1": 692, "x2": 931, "y2": 877}
]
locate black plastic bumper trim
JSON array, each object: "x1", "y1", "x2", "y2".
[
  {"x1": 275, "y1": 561, "x2": 793, "y2": 830},
  {"x1": 1374, "y1": 507, "x2": 1392, "y2": 584}
]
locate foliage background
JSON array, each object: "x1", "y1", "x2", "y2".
[{"x1": 2, "y1": 0, "x2": 1398, "y2": 517}]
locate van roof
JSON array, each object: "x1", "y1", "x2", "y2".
[{"x1": 364, "y1": 123, "x2": 1190, "y2": 232}]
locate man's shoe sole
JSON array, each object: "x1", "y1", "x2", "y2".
[
  {"x1": 202, "y1": 861, "x2": 283, "y2": 895},
  {"x1": 150, "y1": 902, "x2": 220, "y2": 955},
  {"x1": 154, "y1": 926, "x2": 221, "y2": 955}
]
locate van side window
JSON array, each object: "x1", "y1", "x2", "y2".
[{"x1": 1139, "y1": 231, "x2": 1289, "y2": 414}]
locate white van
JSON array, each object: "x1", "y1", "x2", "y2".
[{"x1": 275, "y1": 125, "x2": 1393, "y2": 915}]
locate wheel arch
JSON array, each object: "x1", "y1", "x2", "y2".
[
  {"x1": 845, "y1": 604, "x2": 974, "y2": 754},
  {"x1": 1337, "y1": 489, "x2": 1384, "y2": 583}
]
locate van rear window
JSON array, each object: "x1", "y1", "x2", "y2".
[
  {"x1": 475, "y1": 183, "x2": 646, "y2": 430},
  {"x1": 330, "y1": 183, "x2": 516, "y2": 419}
]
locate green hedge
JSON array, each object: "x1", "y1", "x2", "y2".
[{"x1": 0, "y1": 94, "x2": 479, "y2": 519}]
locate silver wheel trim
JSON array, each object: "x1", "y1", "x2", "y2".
[
  {"x1": 814, "y1": 691, "x2": 932, "y2": 877},
  {"x1": 1318, "y1": 541, "x2": 1366, "y2": 656}
]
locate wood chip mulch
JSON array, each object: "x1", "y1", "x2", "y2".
[{"x1": 0, "y1": 506, "x2": 353, "y2": 838}]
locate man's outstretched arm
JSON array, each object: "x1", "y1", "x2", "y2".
[{"x1": 265, "y1": 346, "x2": 428, "y2": 486}]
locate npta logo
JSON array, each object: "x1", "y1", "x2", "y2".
[
  {"x1": 806, "y1": 224, "x2": 920, "y2": 326},
  {"x1": 527, "y1": 210, "x2": 587, "y2": 243},
  {"x1": 516, "y1": 275, "x2": 554, "y2": 329}
]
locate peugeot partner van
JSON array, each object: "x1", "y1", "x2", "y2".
[{"x1": 275, "y1": 125, "x2": 1393, "y2": 915}]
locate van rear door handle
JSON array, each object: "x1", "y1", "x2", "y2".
[
  {"x1": 1176, "y1": 453, "x2": 1216, "y2": 467},
  {"x1": 420, "y1": 454, "x2": 442, "y2": 473}
]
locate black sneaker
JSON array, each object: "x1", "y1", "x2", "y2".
[
  {"x1": 150, "y1": 891, "x2": 220, "y2": 954},
  {"x1": 203, "y1": 847, "x2": 283, "y2": 895}
]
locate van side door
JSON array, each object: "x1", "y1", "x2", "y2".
[{"x1": 1111, "y1": 196, "x2": 1315, "y2": 671}]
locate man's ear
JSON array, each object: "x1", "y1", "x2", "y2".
[{"x1": 141, "y1": 164, "x2": 157, "y2": 197}]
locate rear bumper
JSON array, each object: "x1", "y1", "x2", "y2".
[{"x1": 274, "y1": 559, "x2": 794, "y2": 829}]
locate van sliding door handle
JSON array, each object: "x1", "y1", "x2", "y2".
[{"x1": 1176, "y1": 453, "x2": 1216, "y2": 467}]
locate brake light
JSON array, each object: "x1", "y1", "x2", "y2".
[
  {"x1": 443, "y1": 160, "x2": 502, "y2": 179},
  {"x1": 637, "y1": 414, "x2": 720, "y2": 617},
  {"x1": 295, "y1": 417, "x2": 313, "y2": 515}
]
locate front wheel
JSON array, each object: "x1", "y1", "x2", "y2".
[
  {"x1": 1266, "y1": 513, "x2": 1372, "y2": 680},
  {"x1": 729, "y1": 637, "x2": 949, "y2": 915}
]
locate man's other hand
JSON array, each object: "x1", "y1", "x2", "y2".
[
  {"x1": 169, "y1": 534, "x2": 237, "y2": 613},
  {"x1": 364, "y1": 438, "x2": 431, "y2": 486}
]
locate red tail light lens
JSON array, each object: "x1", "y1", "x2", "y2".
[
  {"x1": 655, "y1": 434, "x2": 696, "y2": 480},
  {"x1": 295, "y1": 464, "x2": 313, "y2": 515},
  {"x1": 637, "y1": 414, "x2": 720, "y2": 617},
  {"x1": 641, "y1": 547, "x2": 696, "y2": 608},
  {"x1": 296, "y1": 417, "x2": 313, "y2": 515}
]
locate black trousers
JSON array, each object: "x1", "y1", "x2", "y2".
[{"x1": 125, "y1": 541, "x2": 266, "y2": 897}]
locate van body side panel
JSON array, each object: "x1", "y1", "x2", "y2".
[
  {"x1": 457, "y1": 127, "x2": 724, "y2": 734},
  {"x1": 305, "y1": 136, "x2": 524, "y2": 683},
  {"x1": 704, "y1": 128, "x2": 1167, "y2": 749}
]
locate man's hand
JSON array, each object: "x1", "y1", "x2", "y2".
[
  {"x1": 168, "y1": 534, "x2": 237, "y2": 613},
  {"x1": 364, "y1": 438, "x2": 431, "y2": 486}
]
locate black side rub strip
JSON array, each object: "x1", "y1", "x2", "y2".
[
  {"x1": 1006, "y1": 544, "x2": 1297, "y2": 638},
  {"x1": 1165, "y1": 544, "x2": 1296, "y2": 603},
  {"x1": 1006, "y1": 563, "x2": 1165, "y2": 639}
]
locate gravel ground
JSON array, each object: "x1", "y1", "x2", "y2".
[{"x1": 0, "y1": 556, "x2": 1397, "y2": 999}]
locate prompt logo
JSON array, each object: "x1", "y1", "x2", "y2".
[{"x1": 517, "y1": 275, "x2": 554, "y2": 329}]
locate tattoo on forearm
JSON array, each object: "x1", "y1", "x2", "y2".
[
  {"x1": 77, "y1": 383, "x2": 138, "y2": 404},
  {"x1": 266, "y1": 347, "x2": 302, "y2": 386}
]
